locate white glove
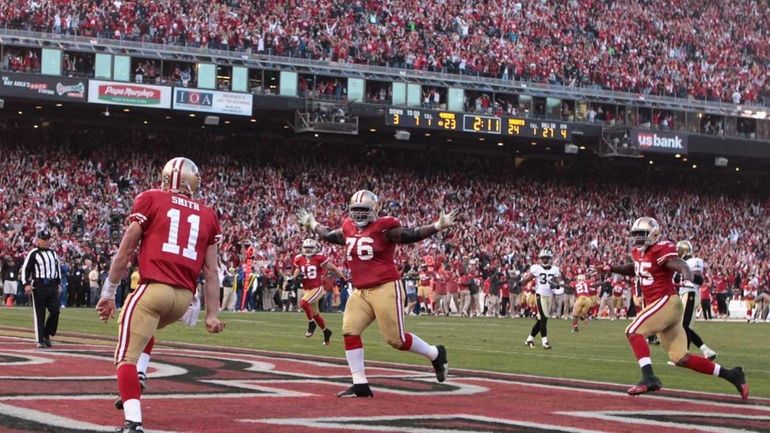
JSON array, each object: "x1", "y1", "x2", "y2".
[
  {"x1": 296, "y1": 208, "x2": 318, "y2": 231},
  {"x1": 180, "y1": 294, "x2": 201, "y2": 327},
  {"x1": 433, "y1": 209, "x2": 458, "y2": 231}
]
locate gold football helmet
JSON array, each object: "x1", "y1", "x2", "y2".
[
  {"x1": 630, "y1": 217, "x2": 661, "y2": 248},
  {"x1": 302, "y1": 238, "x2": 319, "y2": 256},
  {"x1": 677, "y1": 240, "x2": 692, "y2": 258},
  {"x1": 349, "y1": 190, "x2": 380, "y2": 227},
  {"x1": 576, "y1": 274, "x2": 586, "y2": 283},
  {"x1": 161, "y1": 157, "x2": 200, "y2": 196}
]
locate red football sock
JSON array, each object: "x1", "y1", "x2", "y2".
[
  {"x1": 627, "y1": 333, "x2": 650, "y2": 360},
  {"x1": 313, "y1": 314, "x2": 326, "y2": 330},
  {"x1": 398, "y1": 332, "x2": 414, "y2": 351},
  {"x1": 678, "y1": 354, "x2": 717, "y2": 375},
  {"x1": 143, "y1": 337, "x2": 155, "y2": 355},
  {"x1": 572, "y1": 317, "x2": 578, "y2": 328},
  {"x1": 117, "y1": 364, "x2": 141, "y2": 402},
  {"x1": 300, "y1": 300, "x2": 313, "y2": 320},
  {"x1": 344, "y1": 335, "x2": 363, "y2": 350}
]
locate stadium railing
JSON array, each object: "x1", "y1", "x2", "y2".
[{"x1": 0, "y1": 27, "x2": 766, "y2": 120}]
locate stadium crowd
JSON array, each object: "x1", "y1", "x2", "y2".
[
  {"x1": 0, "y1": 0, "x2": 769, "y2": 104},
  {"x1": 0, "y1": 121, "x2": 769, "y2": 319}
]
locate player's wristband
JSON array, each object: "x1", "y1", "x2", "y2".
[
  {"x1": 310, "y1": 220, "x2": 319, "y2": 231},
  {"x1": 100, "y1": 279, "x2": 120, "y2": 300}
]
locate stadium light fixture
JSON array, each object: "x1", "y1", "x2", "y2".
[
  {"x1": 143, "y1": 120, "x2": 148, "y2": 125},
  {"x1": 425, "y1": 133, "x2": 431, "y2": 137},
  {"x1": 649, "y1": 160, "x2": 653, "y2": 165},
  {"x1": 674, "y1": 154, "x2": 681, "y2": 158},
  {"x1": 446, "y1": 138, "x2": 452, "y2": 142},
  {"x1": 189, "y1": 113, "x2": 196, "y2": 118},
  {"x1": 17, "y1": 111, "x2": 22, "y2": 115},
  {"x1": 683, "y1": 158, "x2": 688, "y2": 162},
  {"x1": 55, "y1": 103, "x2": 62, "y2": 107},
  {"x1": 579, "y1": 145, "x2": 586, "y2": 150},
  {"x1": 250, "y1": 119, "x2": 257, "y2": 123},
  {"x1": 123, "y1": 108, "x2": 130, "y2": 112},
  {"x1": 314, "y1": 133, "x2": 319, "y2": 138},
  {"x1": 369, "y1": 128, "x2": 376, "y2": 132},
  {"x1": 35, "y1": 106, "x2": 42, "y2": 110},
  {"x1": 497, "y1": 142, "x2": 503, "y2": 146},
  {"x1": 103, "y1": 107, "x2": 110, "y2": 117},
  {"x1": 224, "y1": 120, "x2": 231, "y2": 124},
  {"x1": 33, "y1": 124, "x2": 38, "y2": 129},
  {"x1": 530, "y1": 141, "x2": 536, "y2": 145},
  {"x1": 165, "y1": 116, "x2": 171, "y2": 120},
  {"x1": 692, "y1": 164, "x2": 698, "y2": 169},
  {"x1": 478, "y1": 137, "x2": 485, "y2": 141},
  {"x1": 736, "y1": 167, "x2": 740, "y2": 172}
]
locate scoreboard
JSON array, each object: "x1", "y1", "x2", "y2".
[{"x1": 384, "y1": 108, "x2": 571, "y2": 141}]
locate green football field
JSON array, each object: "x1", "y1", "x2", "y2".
[{"x1": 1, "y1": 307, "x2": 768, "y2": 398}]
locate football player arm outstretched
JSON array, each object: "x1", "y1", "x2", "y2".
[
  {"x1": 296, "y1": 209, "x2": 345, "y2": 245},
  {"x1": 606, "y1": 263, "x2": 635, "y2": 276},
  {"x1": 96, "y1": 222, "x2": 143, "y2": 321},
  {"x1": 202, "y1": 243, "x2": 226, "y2": 333},
  {"x1": 385, "y1": 209, "x2": 457, "y2": 243}
]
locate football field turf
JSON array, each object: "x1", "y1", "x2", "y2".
[{"x1": 1, "y1": 306, "x2": 768, "y2": 398}]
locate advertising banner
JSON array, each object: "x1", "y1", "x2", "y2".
[
  {"x1": 88, "y1": 80, "x2": 171, "y2": 109},
  {"x1": 0, "y1": 72, "x2": 87, "y2": 102},
  {"x1": 629, "y1": 128, "x2": 688, "y2": 154},
  {"x1": 173, "y1": 88, "x2": 253, "y2": 116}
]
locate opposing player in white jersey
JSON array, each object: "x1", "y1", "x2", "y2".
[
  {"x1": 520, "y1": 249, "x2": 563, "y2": 349},
  {"x1": 677, "y1": 241, "x2": 717, "y2": 360}
]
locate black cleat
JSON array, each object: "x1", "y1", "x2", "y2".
[
  {"x1": 543, "y1": 342, "x2": 552, "y2": 350},
  {"x1": 44, "y1": 339, "x2": 52, "y2": 348},
  {"x1": 627, "y1": 375, "x2": 663, "y2": 396},
  {"x1": 726, "y1": 367, "x2": 749, "y2": 401},
  {"x1": 431, "y1": 345, "x2": 448, "y2": 382},
  {"x1": 36, "y1": 342, "x2": 47, "y2": 349},
  {"x1": 115, "y1": 421, "x2": 144, "y2": 433},
  {"x1": 336, "y1": 383, "x2": 374, "y2": 398},
  {"x1": 322, "y1": 328, "x2": 333, "y2": 346},
  {"x1": 305, "y1": 321, "x2": 317, "y2": 337}
]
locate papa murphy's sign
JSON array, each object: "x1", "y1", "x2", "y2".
[
  {"x1": 630, "y1": 128, "x2": 688, "y2": 154},
  {"x1": 0, "y1": 72, "x2": 86, "y2": 102},
  {"x1": 173, "y1": 88, "x2": 253, "y2": 116},
  {"x1": 88, "y1": 80, "x2": 171, "y2": 109}
]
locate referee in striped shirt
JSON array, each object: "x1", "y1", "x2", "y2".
[{"x1": 22, "y1": 229, "x2": 61, "y2": 348}]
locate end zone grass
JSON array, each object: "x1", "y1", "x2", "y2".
[{"x1": 1, "y1": 307, "x2": 768, "y2": 398}]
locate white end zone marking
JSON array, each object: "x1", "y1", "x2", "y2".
[
  {"x1": 0, "y1": 350, "x2": 187, "y2": 380},
  {"x1": 247, "y1": 378, "x2": 488, "y2": 396},
  {"x1": 241, "y1": 414, "x2": 609, "y2": 433},
  {"x1": 0, "y1": 402, "x2": 183, "y2": 433},
  {"x1": 558, "y1": 410, "x2": 770, "y2": 433},
  {"x1": 0, "y1": 352, "x2": 53, "y2": 367}
]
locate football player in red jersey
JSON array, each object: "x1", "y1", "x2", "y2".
[
  {"x1": 293, "y1": 238, "x2": 345, "y2": 345},
  {"x1": 602, "y1": 217, "x2": 748, "y2": 399},
  {"x1": 96, "y1": 157, "x2": 226, "y2": 433},
  {"x1": 297, "y1": 190, "x2": 456, "y2": 398}
]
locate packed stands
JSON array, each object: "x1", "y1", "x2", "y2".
[
  {"x1": 1, "y1": 0, "x2": 768, "y2": 104},
  {"x1": 1, "y1": 120, "x2": 768, "y2": 298}
]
